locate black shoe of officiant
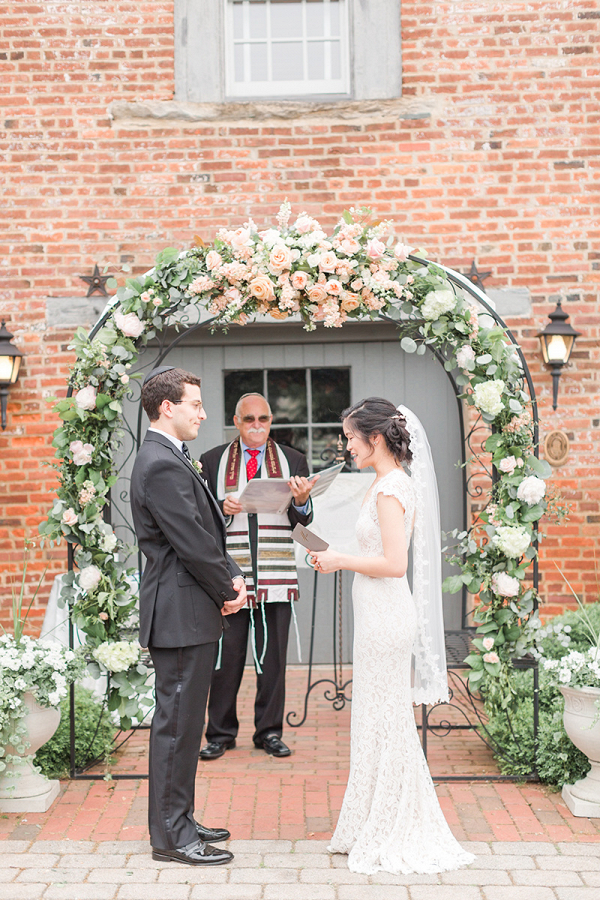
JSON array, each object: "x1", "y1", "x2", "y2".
[
  {"x1": 152, "y1": 839, "x2": 233, "y2": 866},
  {"x1": 255, "y1": 734, "x2": 291, "y2": 757},
  {"x1": 195, "y1": 822, "x2": 231, "y2": 843},
  {"x1": 199, "y1": 739, "x2": 236, "y2": 760}
]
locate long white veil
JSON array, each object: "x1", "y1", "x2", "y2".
[{"x1": 398, "y1": 405, "x2": 449, "y2": 706}]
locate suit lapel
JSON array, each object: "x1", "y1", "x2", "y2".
[{"x1": 145, "y1": 431, "x2": 228, "y2": 530}]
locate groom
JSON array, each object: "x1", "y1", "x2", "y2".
[{"x1": 131, "y1": 366, "x2": 247, "y2": 866}]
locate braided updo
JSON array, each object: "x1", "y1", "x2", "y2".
[{"x1": 341, "y1": 397, "x2": 413, "y2": 465}]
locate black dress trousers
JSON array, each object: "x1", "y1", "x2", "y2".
[
  {"x1": 148, "y1": 642, "x2": 217, "y2": 850},
  {"x1": 205, "y1": 601, "x2": 292, "y2": 746}
]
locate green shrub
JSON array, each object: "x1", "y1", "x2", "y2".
[
  {"x1": 34, "y1": 686, "x2": 115, "y2": 778},
  {"x1": 482, "y1": 602, "x2": 599, "y2": 787}
]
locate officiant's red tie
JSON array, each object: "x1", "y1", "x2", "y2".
[{"x1": 246, "y1": 449, "x2": 260, "y2": 480}]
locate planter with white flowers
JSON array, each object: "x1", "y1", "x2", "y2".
[
  {"x1": 0, "y1": 558, "x2": 83, "y2": 812},
  {"x1": 542, "y1": 606, "x2": 600, "y2": 816}
]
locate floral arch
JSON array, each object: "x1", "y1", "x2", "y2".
[{"x1": 41, "y1": 205, "x2": 551, "y2": 728}]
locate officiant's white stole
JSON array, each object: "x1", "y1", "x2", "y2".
[{"x1": 216, "y1": 438, "x2": 298, "y2": 607}]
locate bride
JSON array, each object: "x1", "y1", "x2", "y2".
[{"x1": 310, "y1": 397, "x2": 475, "y2": 876}]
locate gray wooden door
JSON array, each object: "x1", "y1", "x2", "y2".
[{"x1": 116, "y1": 320, "x2": 463, "y2": 663}]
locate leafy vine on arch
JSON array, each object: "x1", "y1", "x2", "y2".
[{"x1": 40, "y1": 204, "x2": 551, "y2": 727}]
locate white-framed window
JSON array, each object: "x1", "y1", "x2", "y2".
[
  {"x1": 224, "y1": 0, "x2": 350, "y2": 98},
  {"x1": 174, "y1": 0, "x2": 401, "y2": 104}
]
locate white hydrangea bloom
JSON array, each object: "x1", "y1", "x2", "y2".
[
  {"x1": 492, "y1": 525, "x2": 531, "y2": 559},
  {"x1": 421, "y1": 288, "x2": 457, "y2": 320},
  {"x1": 473, "y1": 379, "x2": 505, "y2": 417},
  {"x1": 517, "y1": 475, "x2": 546, "y2": 506}
]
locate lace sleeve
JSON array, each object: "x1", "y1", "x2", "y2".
[{"x1": 373, "y1": 471, "x2": 415, "y2": 527}]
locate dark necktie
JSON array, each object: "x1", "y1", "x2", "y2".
[
  {"x1": 181, "y1": 443, "x2": 192, "y2": 461},
  {"x1": 246, "y1": 449, "x2": 260, "y2": 480}
]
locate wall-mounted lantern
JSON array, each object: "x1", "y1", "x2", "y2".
[
  {"x1": 537, "y1": 300, "x2": 581, "y2": 410},
  {"x1": 0, "y1": 320, "x2": 24, "y2": 430}
]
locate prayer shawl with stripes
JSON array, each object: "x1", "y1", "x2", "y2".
[{"x1": 216, "y1": 438, "x2": 299, "y2": 608}]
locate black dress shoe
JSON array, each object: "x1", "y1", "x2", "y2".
[
  {"x1": 199, "y1": 739, "x2": 236, "y2": 760},
  {"x1": 195, "y1": 821, "x2": 231, "y2": 843},
  {"x1": 256, "y1": 734, "x2": 291, "y2": 757},
  {"x1": 152, "y1": 839, "x2": 233, "y2": 866}
]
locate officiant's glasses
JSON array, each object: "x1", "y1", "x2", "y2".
[{"x1": 239, "y1": 414, "x2": 271, "y2": 423}]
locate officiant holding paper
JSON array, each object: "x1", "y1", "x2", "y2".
[{"x1": 199, "y1": 392, "x2": 316, "y2": 759}]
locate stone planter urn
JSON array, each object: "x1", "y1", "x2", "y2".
[
  {"x1": 560, "y1": 684, "x2": 600, "y2": 817},
  {"x1": 0, "y1": 692, "x2": 61, "y2": 813}
]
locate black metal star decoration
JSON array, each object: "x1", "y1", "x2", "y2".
[
  {"x1": 79, "y1": 264, "x2": 110, "y2": 297},
  {"x1": 464, "y1": 260, "x2": 492, "y2": 293}
]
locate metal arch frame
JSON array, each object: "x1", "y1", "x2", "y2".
[{"x1": 64, "y1": 256, "x2": 540, "y2": 781}]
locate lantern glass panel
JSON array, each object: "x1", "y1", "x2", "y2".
[{"x1": 0, "y1": 356, "x2": 17, "y2": 383}]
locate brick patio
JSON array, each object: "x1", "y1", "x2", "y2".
[{"x1": 1, "y1": 666, "x2": 599, "y2": 846}]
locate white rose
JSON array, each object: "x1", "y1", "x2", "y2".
[
  {"x1": 483, "y1": 651, "x2": 500, "y2": 665},
  {"x1": 100, "y1": 530, "x2": 118, "y2": 552},
  {"x1": 114, "y1": 310, "x2": 145, "y2": 339},
  {"x1": 62, "y1": 508, "x2": 78, "y2": 527},
  {"x1": 492, "y1": 525, "x2": 531, "y2": 559},
  {"x1": 421, "y1": 288, "x2": 457, "y2": 320},
  {"x1": 75, "y1": 385, "x2": 97, "y2": 410},
  {"x1": 69, "y1": 440, "x2": 94, "y2": 465},
  {"x1": 473, "y1": 380, "x2": 505, "y2": 417},
  {"x1": 517, "y1": 475, "x2": 546, "y2": 506},
  {"x1": 491, "y1": 572, "x2": 520, "y2": 597},
  {"x1": 456, "y1": 345, "x2": 475, "y2": 369},
  {"x1": 394, "y1": 242, "x2": 413, "y2": 261},
  {"x1": 78, "y1": 565, "x2": 103, "y2": 592},
  {"x1": 482, "y1": 637, "x2": 495, "y2": 651},
  {"x1": 499, "y1": 456, "x2": 517, "y2": 474}
]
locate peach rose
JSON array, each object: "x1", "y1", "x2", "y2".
[
  {"x1": 291, "y1": 271, "x2": 308, "y2": 291},
  {"x1": 114, "y1": 310, "x2": 145, "y2": 339},
  {"x1": 268, "y1": 245, "x2": 293, "y2": 275},
  {"x1": 341, "y1": 293, "x2": 361, "y2": 311},
  {"x1": 326, "y1": 279, "x2": 343, "y2": 295},
  {"x1": 249, "y1": 274, "x2": 275, "y2": 302},
  {"x1": 351, "y1": 278, "x2": 364, "y2": 291},
  {"x1": 270, "y1": 308, "x2": 289, "y2": 320},
  {"x1": 206, "y1": 250, "x2": 222, "y2": 271},
  {"x1": 318, "y1": 251, "x2": 338, "y2": 273},
  {"x1": 308, "y1": 283, "x2": 328, "y2": 304},
  {"x1": 366, "y1": 238, "x2": 386, "y2": 260},
  {"x1": 339, "y1": 237, "x2": 360, "y2": 256}
]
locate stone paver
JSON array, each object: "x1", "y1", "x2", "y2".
[{"x1": 0, "y1": 840, "x2": 599, "y2": 899}]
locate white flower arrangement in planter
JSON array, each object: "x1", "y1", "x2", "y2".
[{"x1": 0, "y1": 547, "x2": 84, "y2": 810}]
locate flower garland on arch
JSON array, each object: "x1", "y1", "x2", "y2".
[{"x1": 40, "y1": 203, "x2": 552, "y2": 726}]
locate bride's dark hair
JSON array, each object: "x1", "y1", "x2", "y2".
[{"x1": 341, "y1": 397, "x2": 413, "y2": 465}]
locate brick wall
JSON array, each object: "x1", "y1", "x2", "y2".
[{"x1": 1, "y1": 1, "x2": 598, "y2": 629}]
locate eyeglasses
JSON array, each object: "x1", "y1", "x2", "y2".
[
  {"x1": 240, "y1": 415, "x2": 271, "y2": 424},
  {"x1": 172, "y1": 400, "x2": 204, "y2": 412}
]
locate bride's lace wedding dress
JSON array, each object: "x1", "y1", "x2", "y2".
[{"x1": 328, "y1": 468, "x2": 475, "y2": 875}]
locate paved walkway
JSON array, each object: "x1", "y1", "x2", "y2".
[
  {"x1": 1, "y1": 667, "x2": 599, "y2": 897},
  {"x1": 1, "y1": 839, "x2": 600, "y2": 899}
]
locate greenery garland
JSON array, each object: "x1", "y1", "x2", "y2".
[{"x1": 40, "y1": 205, "x2": 552, "y2": 727}]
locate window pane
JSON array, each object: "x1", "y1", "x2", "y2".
[
  {"x1": 311, "y1": 367, "x2": 350, "y2": 424},
  {"x1": 307, "y1": 41, "x2": 324, "y2": 80},
  {"x1": 312, "y1": 427, "x2": 348, "y2": 472},
  {"x1": 271, "y1": 41, "x2": 303, "y2": 80},
  {"x1": 270, "y1": 425, "x2": 308, "y2": 455},
  {"x1": 234, "y1": 43, "x2": 245, "y2": 82},
  {"x1": 233, "y1": 2, "x2": 244, "y2": 39},
  {"x1": 306, "y1": 2, "x2": 324, "y2": 37},
  {"x1": 224, "y1": 370, "x2": 264, "y2": 424},
  {"x1": 249, "y1": 1, "x2": 267, "y2": 39},
  {"x1": 250, "y1": 42, "x2": 269, "y2": 81},
  {"x1": 329, "y1": 0, "x2": 340, "y2": 35},
  {"x1": 267, "y1": 369, "x2": 307, "y2": 423},
  {"x1": 271, "y1": 1, "x2": 303, "y2": 38},
  {"x1": 330, "y1": 39, "x2": 341, "y2": 79}
]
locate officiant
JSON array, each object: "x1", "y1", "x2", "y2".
[{"x1": 198, "y1": 392, "x2": 316, "y2": 759}]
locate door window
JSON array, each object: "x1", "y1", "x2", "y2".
[{"x1": 224, "y1": 366, "x2": 350, "y2": 470}]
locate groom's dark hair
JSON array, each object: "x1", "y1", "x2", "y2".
[
  {"x1": 342, "y1": 397, "x2": 412, "y2": 465},
  {"x1": 141, "y1": 368, "x2": 202, "y2": 421}
]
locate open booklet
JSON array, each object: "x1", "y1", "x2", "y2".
[{"x1": 237, "y1": 461, "x2": 346, "y2": 515}]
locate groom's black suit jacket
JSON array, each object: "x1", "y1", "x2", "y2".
[{"x1": 131, "y1": 430, "x2": 242, "y2": 649}]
